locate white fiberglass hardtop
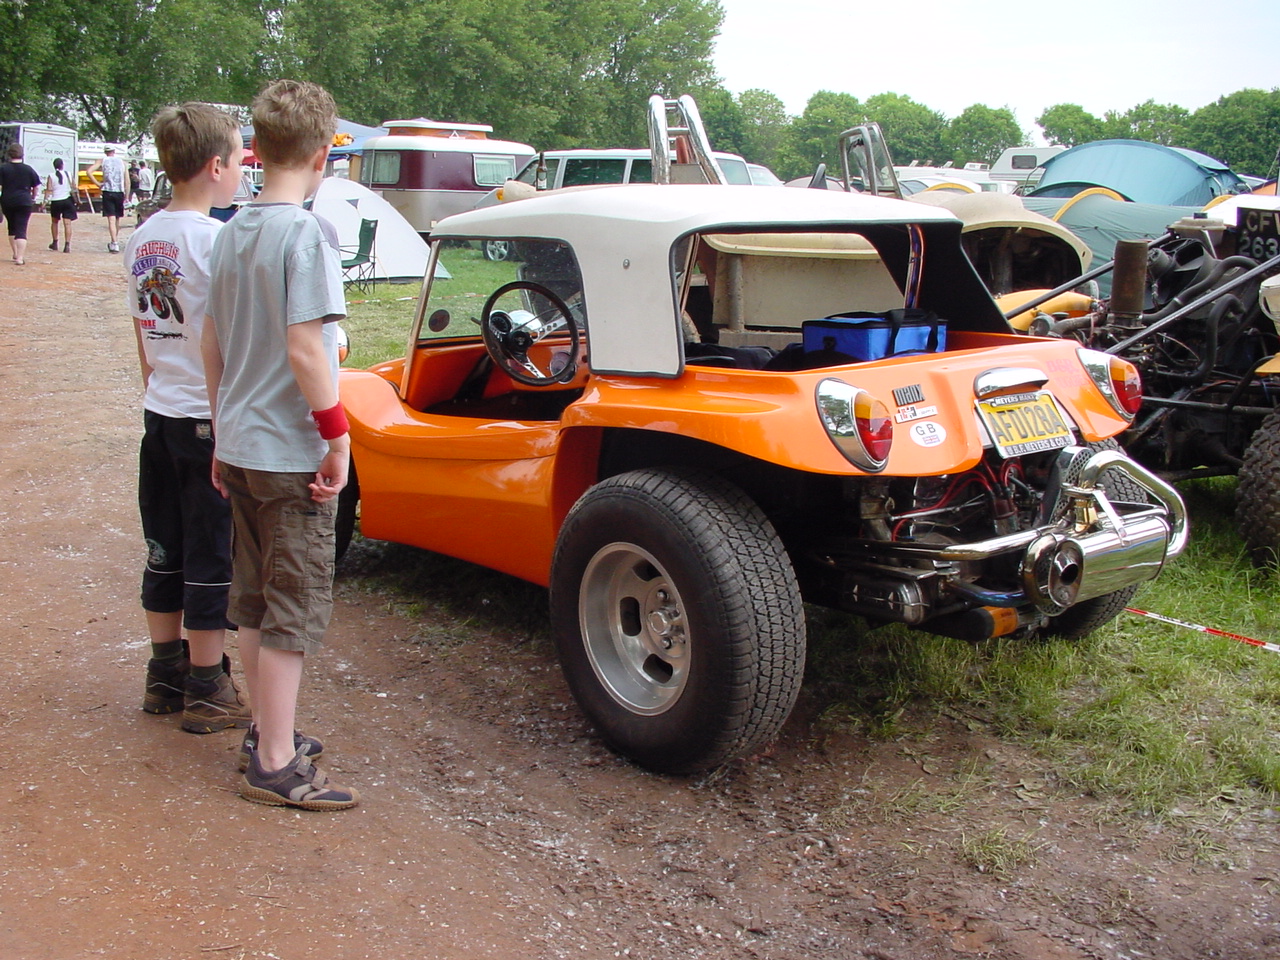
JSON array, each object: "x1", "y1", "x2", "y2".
[{"x1": 428, "y1": 183, "x2": 1006, "y2": 377}]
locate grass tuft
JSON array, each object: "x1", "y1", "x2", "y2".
[{"x1": 957, "y1": 826, "x2": 1045, "y2": 877}]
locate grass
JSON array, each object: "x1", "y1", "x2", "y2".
[
  {"x1": 802, "y1": 477, "x2": 1280, "y2": 816},
  {"x1": 340, "y1": 271, "x2": 1280, "y2": 821},
  {"x1": 342, "y1": 244, "x2": 519, "y2": 369}
]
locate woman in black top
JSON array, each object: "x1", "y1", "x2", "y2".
[{"x1": 1, "y1": 142, "x2": 42, "y2": 264}]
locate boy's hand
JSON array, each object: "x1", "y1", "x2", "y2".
[
  {"x1": 310, "y1": 441, "x2": 349, "y2": 503},
  {"x1": 211, "y1": 457, "x2": 229, "y2": 498}
]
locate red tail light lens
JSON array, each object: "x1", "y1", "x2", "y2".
[
  {"x1": 816, "y1": 379, "x2": 893, "y2": 471},
  {"x1": 1077, "y1": 349, "x2": 1142, "y2": 421},
  {"x1": 1109, "y1": 356, "x2": 1142, "y2": 416},
  {"x1": 855, "y1": 393, "x2": 894, "y2": 462}
]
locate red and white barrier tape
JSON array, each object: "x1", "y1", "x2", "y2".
[{"x1": 1125, "y1": 607, "x2": 1280, "y2": 654}]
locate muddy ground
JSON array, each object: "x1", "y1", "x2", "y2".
[{"x1": 1, "y1": 213, "x2": 1276, "y2": 960}]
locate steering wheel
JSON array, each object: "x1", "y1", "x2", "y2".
[{"x1": 480, "y1": 280, "x2": 581, "y2": 387}]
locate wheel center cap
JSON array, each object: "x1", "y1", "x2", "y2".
[{"x1": 647, "y1": 610, "x2": 672, "y2": 636}]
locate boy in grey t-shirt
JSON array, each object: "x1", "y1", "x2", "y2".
[{"x1": 202, "y1": 79, "x2": 358, "y2": 810}]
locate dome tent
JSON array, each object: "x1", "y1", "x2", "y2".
[
  {"x1": 309, "y1": 176, "x2": 445, "y2": 283},
  {"x1": 1029, "y1": 140, "x2": 1247, "y2": 207}
]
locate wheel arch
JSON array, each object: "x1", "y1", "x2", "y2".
[{"x1": 551, "y1": 425, "x2": 820, "y2": 535}]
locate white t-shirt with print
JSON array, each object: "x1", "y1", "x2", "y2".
[
  {"x1": 100, "y1": 155, "x2": 126, "y2": 193},
  {"x1": 126, "y1": 209, "x2": 223, "y2": 420}
]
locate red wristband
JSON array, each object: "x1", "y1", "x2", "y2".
[{"x1": 312, "y1": 402, "x2": 349, "y2": 440}]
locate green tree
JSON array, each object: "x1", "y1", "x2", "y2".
[
  {"x1": 1101, "y1": 100, "x2": 1189, "y2": 145},
  {"x1": 0, "y1": 1, "x2": 63, "y2": 122},
  {"x1": 695, "y1": 85, "x2": 748, "y2": 157},
  {"x1": 19, "y1": 0, "x2": 274, "y2": 142},
  {"x1": 281, "y1": 0, "x2": 722, "y2": 149},
  {"x1": 863, "y1": 92, "x2": 949, "y2": 166},
  {"x1": 281, "y1": 0, "x2": 562, "y2": 142},
  {"x1": 1036, "y1": 104, "x2": 1103, "y2": 147},
  {"x1": 775, "y1": 90, "x2": 862, "y2": 181},
  {"x1": 1185, "y1": 88, "x2": 1280, "y2": 177},
  {"x1": 590, "y1": 0, "x2": 724, "y2": 146},
  {"x1": 948, "y1": 104, "x2": 1024, "y2": 165},
  {"x1": 736, "y1": 88, "x2": 788, "y2": 170}
]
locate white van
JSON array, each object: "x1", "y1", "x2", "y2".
[{"x1": 510, "y1": 147, "x2": 751, "y2": 191}]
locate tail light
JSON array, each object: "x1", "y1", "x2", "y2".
[
  {"x1": 1077, "y1": 349, "x2": 1142, "y2": 421},
  {"x1": 1109, "y1": 355, "x2": 1142, "y2": 416},
  {"x1": 336, "y1": 324, "x2": 350, "y2": 363},
  {"x1": 816, "y1": 379, "x2": 893, "y2": 471}
]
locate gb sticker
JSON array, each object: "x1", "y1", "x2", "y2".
[{"x1": 909, "y1": 421, "x2": 947, "y2": 448}]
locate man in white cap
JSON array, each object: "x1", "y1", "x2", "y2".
[{"x1": 88, "y1": 145, "x2": 128, "y2": 252}]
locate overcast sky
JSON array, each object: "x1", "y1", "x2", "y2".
[{"x1": 712, "y1": 0, "x2": 1280, "y2": 142}]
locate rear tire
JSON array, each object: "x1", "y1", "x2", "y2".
[
  {"x1": 550, "y1": 468, "x2": 805, "y2": 774},
  {"x1": 1235, "y1": 409, "x2": 1280, "y2": 566},
  {"x1": 1043, "y1": 439, "x2": 1145, "y2": 640}
]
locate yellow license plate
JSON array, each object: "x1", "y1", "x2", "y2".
[{"x1": 977, "y1": 391, "x2": 1073, "y2": 457}]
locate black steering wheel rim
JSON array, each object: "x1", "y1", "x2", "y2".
[{"x1": 480, "y1": 280, "x2": 580, "y2": 387}]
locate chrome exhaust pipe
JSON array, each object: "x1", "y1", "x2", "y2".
[{"x1": 1021, "y1": 514, "x2": 1173, "y2": 615}]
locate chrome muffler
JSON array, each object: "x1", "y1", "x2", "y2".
[{"x1": 1019, "y1": 448, "x2": 1188, "y2": 615}]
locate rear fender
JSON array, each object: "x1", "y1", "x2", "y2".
[{"x1": 563, "y1": 335, "x2": 1132, "y2": 477}]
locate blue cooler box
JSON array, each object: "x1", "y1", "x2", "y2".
[{"x1": 802, "y1": 309, "x2": 945, "y2": 362}]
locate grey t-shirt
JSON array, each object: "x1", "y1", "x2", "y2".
[{"x1": 207, "y1": 202, "x2": 346, "y2": 473}]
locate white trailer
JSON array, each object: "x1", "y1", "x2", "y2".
[{"x1": 0, "y1": 122, "x2": 77, "y2": 185}]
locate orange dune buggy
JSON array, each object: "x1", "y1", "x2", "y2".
[{"x1": 338, "y1": 183, "x2": 1186, "y2": 774}]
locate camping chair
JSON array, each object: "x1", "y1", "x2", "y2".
[{"x1": 341, "y1": 218, "x2": 378, "y2": 294}]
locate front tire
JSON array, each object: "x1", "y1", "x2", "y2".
[
  {"x1": 550, "y1": 468, "x2": 805, "y2": 774},
  {"x1": 335, "y1": 458, "x2": 359, "y2": 564},
  {"x1": 482, "y1": 239, "x2": 514, "y2": 261},
  {"x1": 1235, "y1": 409, "x2": 1280, "y2": 566}
]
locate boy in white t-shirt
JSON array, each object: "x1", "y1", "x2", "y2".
[{"x1": 126, "y1": 103, "x2": 252, "y2": 734}]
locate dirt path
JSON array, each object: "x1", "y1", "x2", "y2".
[{"x1": 1, "y1": 213, "x2": 1275, "y2": 960}]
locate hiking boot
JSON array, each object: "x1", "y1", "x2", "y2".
[
  {"x1": 48, "y1": 241, "x2": 57, "y2": 250},
  {"x1": 63, "y1": 242, "x2": 70, "y2": 253},
  {"x1": 142, "y1": 649, "x2": 190, "y2": 715},
  {"x1": 237, "y1": 725, "x2": 324, "y2": 772},
  {"x1": 240, "y1": 746, "x2": 359, "y2": 811},
  {"x1": 181, "y1": 658, "x2": 251, "y2": 733}
]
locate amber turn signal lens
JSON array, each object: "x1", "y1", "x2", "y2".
[{"x1": 1109, "y1": 356, "x2": 1142, "y2": 416}]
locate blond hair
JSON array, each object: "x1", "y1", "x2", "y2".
[
  {"x1": 251, "y1": 79, "x2": 337, "y2": 169},
  {"x1": 151, "y1": 103, "x2": 239, "y2": 184}
]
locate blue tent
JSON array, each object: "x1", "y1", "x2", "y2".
[{"x1": 1028, "y1": 140, "x2": 1247, "y2": 207}]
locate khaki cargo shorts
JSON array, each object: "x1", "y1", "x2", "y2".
[{"x1": 219, "y1": 464, "x2": 336, "y2": 655}]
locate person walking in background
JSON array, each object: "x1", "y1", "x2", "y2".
[
  {"x1": 128, "y1": 161, "x2": 141, "y2": 206},
  {"x1": 0, "y1": 142, "x2": 41, "y2": 265},
  {"x1": 44, "y1": 157, "x2": 77, "y2": 253},
  {"x1": 126, "y1": 102, "x2": 253, "y2": 736},
  {"x1": 202, "y1": 78, "x2": 358, "y2": 810},
  {"x1": 88, "y1": 145, "x2": 127, "y2": 252},
  {"x1": 137, "y1": 159, "x2": 155, "y2": 201}
]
